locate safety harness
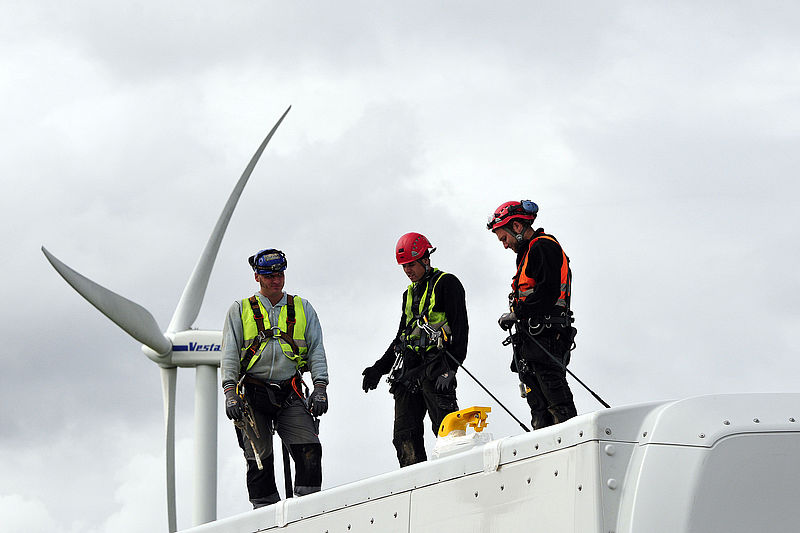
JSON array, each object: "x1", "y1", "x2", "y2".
[
  {"x1": 388, "y1": 270, "x2": 453, "y2": 392},
  {"x1": 240, "y1": 294, "x2": 307, "y2": 373},
  {"x1": 401, "y1": 269, "x2": 452, "y2": 353},
  {"x1": 512, "y1": 233, "x2": 571, "y2": 311}
]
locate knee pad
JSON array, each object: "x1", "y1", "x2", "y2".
[
  {"x1": 290, "y1": 443, "x2": 322, "y2": 494},
  {"x1": 549, "y1": 404, "x2": 577, "y2": 424},
  {"x1": 392, "y1": 432, "x2": 426, "y2": 467},
  {"x1": 531, "y1": 410, "x2": 555, "y2": 430}
]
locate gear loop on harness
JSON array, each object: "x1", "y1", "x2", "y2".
[
  {"x1": 526, "y1": 310, "x2": 575, "y2": 337},
  {"x1": 527, "y1": 318, "x2": 544, "y2": 336}
]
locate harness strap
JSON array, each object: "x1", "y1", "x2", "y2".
[
  {"x1": 241, "y1": 294, "x2": 305, "y2": 375},
  {"x1": 283, "y1": 294, "x2": 300, "y2": 355},
  {"x1": 406, "y1": 270, "x2": 443, "y2": 332},
  {"x1": 240, "y1": 296, "x2": 267, "y2": 373}
]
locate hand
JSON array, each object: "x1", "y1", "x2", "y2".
[
  {"x1": 362, "y1": 365, "x2": 383, "y2": 392},
  {"x1": 308, "y1": 383, "x2": 328, "y2": 417},
  {"x1": 223, "y1": 381, "x2": 243, "y2": 421},
  {"x1": 498, "y1": 312, "x2": 517, "y2": 331},
  {"x1": 435, "y1": 371, "x2": 456, "y2": 391}
]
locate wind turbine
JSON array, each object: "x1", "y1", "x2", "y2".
[{"x1": 41, "y1": 106, "x2": 291, "y2": 532}]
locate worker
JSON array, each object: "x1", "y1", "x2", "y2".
[
  {"x1": 361, "y1": 232, "x2": 469, "y2": 467},
  {"x1": 221, "y1": 248, "x2": 329, "y2": 508},
  {"x1": 487, "y1": 200, "x2": 577, "y2": 430}
]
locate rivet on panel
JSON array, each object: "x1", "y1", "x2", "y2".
[
  {"x1": 513, "y1": 449, "x2": 517, "y2": 456},
  {"x1": 527, "y1": 477, "x2": 531, "y2": 484},
  {"x1": 604, "y1": 444, "x2": 616, "y2": 456},
  {"x1": 554, "y1": 470, "x2": 559, "y2": 477},
  {"x1": 557, "y1": 437, "x2": 562, "y2": 444},
  {"x1": 579, "y1": 430, "x2": 584, "y2": 437},
  {"x1": 394, "y1": 512, "x2": 398, "y2": 518},
  {"x1": 753, "y1": 418, "x2": 760, "y2": 423},
  {"x1": 578, "y1": 484, "x2": 583, "y2": 491},
  {"x1": 699, "y1": 433, "x2": 705, "y2": 438},
  {"x1": 790, "y1": 417, "x2": 796, "y2": 423},
  {"x1": 535, "y1": 444, "x2": 539, "y2": 450},
  {"x1": 500, "y1": 485, "x2": 505, "y2": 491},
  {"x1": 474, "y1": 491, "x2": 479, "y2": 498},
  {"x1": 607, "y1": 478, "x2": 618, "y2": 490},
  {"x1": 605, "y1": 428, "x2": 612, "y2": 435},
  {"x1": 723, "y1": 420, "x2": 730, "y2": 425},
  {"x1": 642, "y1": 431, "x2": 647, "y2": 437}
]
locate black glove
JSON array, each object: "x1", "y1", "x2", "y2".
[
  {"x1": 498, "y1": 312, "x2": 517, "y2": 331},
  {"x1": 362, "y1": 365, "x2": 383, "y2": 392},
  {"x1": 308, "y1": 383, "x2": 328, "y2": 417},
  {"x1": 223, "y1": 381, "x2": 243, "y2": 421},
  {"x1": 435, "y1": 370, "x2": 456, "y2": 392}
]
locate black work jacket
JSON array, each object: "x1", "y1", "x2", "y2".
[
  {"x1": 373, "y1": 270, "x2": 469, "y2": 374},
  {"x1": 513, "y1": 228, "x2": 571, "y2": 321}
]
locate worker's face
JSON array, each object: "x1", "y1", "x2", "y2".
[
  {"x1": 255, "y1": 271, "x2": 285, "y2": 299},
  {"x1": 402, "y1": 259, "x2": 427, "y2": 283},
  {"x1": 495, "y1": 227, "x2": 519, "y2": 252},
  {"x1": 495, "y1": 221, "x2": 525, "y2": 252}
]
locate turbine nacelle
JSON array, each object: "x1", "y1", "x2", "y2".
[{"x1": 143, "y1": 330, "x2": 224, "y2": 367}]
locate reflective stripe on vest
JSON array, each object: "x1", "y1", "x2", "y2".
[
  {"x1": 402, "y1": 269, "x2": 452, "y2": 352},
  {"x1": 512, "y1": 234, "x2": 571, "y2": 309},
  {"x1": 240, "y1": 295, "x2": 308, "y2": 371}
]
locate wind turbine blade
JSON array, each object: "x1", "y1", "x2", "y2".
[
  {"x1": 41, "y1": 246, "x2": 172, "y2": 355},
  {"x1": 167, "y1": 106, "x2": 292, "y2": 333},
  {"x1": 161, "y1": 366, "x2": 178, "y2": 533}
]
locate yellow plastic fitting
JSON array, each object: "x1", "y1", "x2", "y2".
[{"x1": 438, "y1": 406, "x2": 492, "y2": 437}]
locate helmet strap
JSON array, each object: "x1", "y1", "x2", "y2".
[{"x1": 421, "y1": 258, "x2": 431, "y2": 274}]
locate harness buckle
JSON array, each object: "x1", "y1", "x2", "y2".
[
  {"x1": 527, "y1": 318, "x2": 544, "y2": 336},
  {"x1": 270, "y1": 326, "x2": 282, "y2": 338}
]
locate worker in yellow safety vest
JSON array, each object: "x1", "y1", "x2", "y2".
[
  {"x1": 362, "y1": 233, "x2": 469, "y2": 467},
  {"x1": 221, "y1": 248, "x2": 329, "y2": 508}
]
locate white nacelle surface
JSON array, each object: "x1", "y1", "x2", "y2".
[
  {"x1": 168, "y1": 330, "x2": 223, "y2": 367},
  {"x1": 182, "y1": 393, "x2": 800, "y2": 533}
]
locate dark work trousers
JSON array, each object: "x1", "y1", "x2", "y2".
[
  {"x1": 517, "y1": 331, "x2": 577, "y2": 430},
  {"x1": 392, "y1": 376, "x2": 459, "y2": 467},
  {"x1": 235, "y1": 393, "x2": 322, "y2": 508}
]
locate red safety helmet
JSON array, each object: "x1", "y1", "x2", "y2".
[
  {"x1": 396, "y1": 232, "x2": 436, "y2": 265},
  {"x1": 486, "y1": 200, "x2": 538, "y2": 231}
]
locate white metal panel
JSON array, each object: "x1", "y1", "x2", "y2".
[
  {"x1": 409, "y1": 444, "x2": 595, "y2": 533},
  {"x1": 595, "y1": 440, "x2": 635, "y2": 533},
  {"x1": 617, "y1": 432, "x2": 800, "y2": 533},
  {"x1": 636, "y1": 393, "x2": 800, "y2": 447},
  {"x1": 686, "y1": 432, "x2": 800, "y2": 533},
  {"x1": 180, "y1": 394, "x2": 800, "y2": 533},
  {"x1": 280, "y1": 492, "x2": 412, "y2": 533}
]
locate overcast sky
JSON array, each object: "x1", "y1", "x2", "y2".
[{"x1": 2, "y1": 1, "x2": 800, "y2": 531}]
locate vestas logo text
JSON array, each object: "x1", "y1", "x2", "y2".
[{"x1": 173, "y1": 343, "x2": 221, "y2": 352}]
